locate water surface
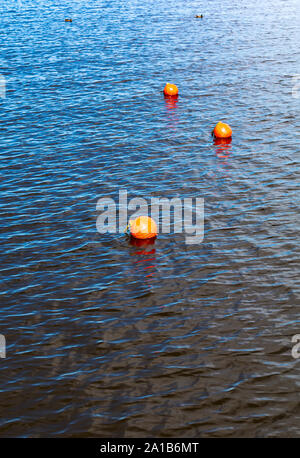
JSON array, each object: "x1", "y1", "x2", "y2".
[{"x1": 0, "y1": 0, "x2": 299, "y2": 437}]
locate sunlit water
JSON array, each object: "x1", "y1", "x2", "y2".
[{"x1": 0, "y1": 0, "x2": 299, "y2": 437}]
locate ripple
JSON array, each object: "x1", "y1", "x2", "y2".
[{"x1": 0, "y1": 0, "x2": 299, "y2": 438}]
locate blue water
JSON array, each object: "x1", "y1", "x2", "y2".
[{"x1": 0, "y1": 0, "x2": 299, "y2": 437}]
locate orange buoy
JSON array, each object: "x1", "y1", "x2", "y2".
[
  {"x1": 213, "y1": 122, "x2": 232, "y2": 139},
  {"x1": 163, "y1": 83, "x2": 178, "y2": 97},
  {"x1": 129, "y1": 216, "x2": 157, "y2": 240}
]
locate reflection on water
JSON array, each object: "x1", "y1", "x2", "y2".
[
  {"x1": 164, "y1": 94, "x2": 179, "y2": 130},
  {"x1": 214, "y1": 137, "x2": 232, "y2": 163},
  {"x1": 130, "y1": 236, "x2": 157, "y2": 280},
  {"x1": 0, "y1": 0, "x2": 299, "y2": 438}
]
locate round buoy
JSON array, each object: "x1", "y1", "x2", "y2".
[
  {"x1": 163, "y1": 83, "x2": 178, "y2": 97},
  {"x1": 213, "y1": 122, "x2": 232, "y2": 139},
  {"x1": 130, "y1": 216, "x2": 157, "y2": 240}
]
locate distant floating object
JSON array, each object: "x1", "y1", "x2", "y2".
[
  {"x1": 195, "y1": 15, "x2": 203, "y2": 18},
  {"x1": 163, "y1": 83, "x2": 179, "y2": 97},
  {"x1": 65, "y1": 18, "x2": 72, "y2": 22},
  {"x1": 213, "y1": 122, "x2": 232, "y2": 139},
  {"x1": 129, "y1": 216, "x2": 157, "y2": 240}
]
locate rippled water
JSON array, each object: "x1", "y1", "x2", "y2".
[{"x1": 0, "y1": 0, "x2": 300, "y2": 437}]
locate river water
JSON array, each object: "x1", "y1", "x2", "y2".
[{"x1": 0, "y1": 0, "x2": 299, "y2": 437}]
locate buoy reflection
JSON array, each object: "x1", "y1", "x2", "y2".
[
  {"x1": 164, "y1": 94, "x2": 178, "y2": 109},
  {"x1": 164, "y1": 94, "x2": 179, "y2": 129},
  {"x1": 214, "y1": 136, "x2": 232, "y2": 160},
  {"x1": 130, "y1": 236, "x2": 157, "y2": 279}
]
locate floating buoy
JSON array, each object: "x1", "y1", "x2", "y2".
[
  {"x1": 65, "y1": 18, "x2": 72, "y2": 22},
  {"x1": 213, "y1": 122, "x2": 232, "y2": 139},
  {"x1": 129, "y1": 216, "x2": 157, "y2": 240},
  {"x1": 163, "y1": 83, "x2": 178, "y2": 97}
]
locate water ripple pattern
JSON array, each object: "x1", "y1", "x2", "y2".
[{"x1": 0, "y1": 0, "x2": 299, "y2": 437}]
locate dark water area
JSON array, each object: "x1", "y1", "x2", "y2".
[{"x1": 0, "y1": 0, "x2": 300, "y2": 437}]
